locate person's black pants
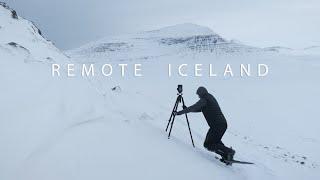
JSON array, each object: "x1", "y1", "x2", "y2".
[{"x1": 204, "y1": 123, "x2": 231, "y2": 158}]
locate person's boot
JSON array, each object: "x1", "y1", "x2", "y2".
[{"x1": 226, "y1": 147, "x2": 235, "y2": 161}]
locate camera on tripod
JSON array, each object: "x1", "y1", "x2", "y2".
[
  {"x1": 177, "y1": 84, "x2": 183, "y2": 94},
  {"x1": 165, "y1": 85, "x2": 195, "y2": 147}
]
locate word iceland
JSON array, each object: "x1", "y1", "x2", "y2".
[{"x1": 51, "y1": 63, "x2": 269, "y2": 77}]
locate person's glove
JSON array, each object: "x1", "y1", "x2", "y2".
[{"x1": 174, "y1": 111, "x2": 183, "y2": 116}]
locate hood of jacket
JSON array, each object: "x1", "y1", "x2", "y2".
[{"x1": 196, "y1": 86, "x2": 208, "y2": 98}]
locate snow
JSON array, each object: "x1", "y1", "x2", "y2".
[{"x1": 1, "y1": 3, "x2": 320, "y2": 180}]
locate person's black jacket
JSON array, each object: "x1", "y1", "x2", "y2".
[{"x1": 178, "y1": 87, "x2": 227, "y2": 127}]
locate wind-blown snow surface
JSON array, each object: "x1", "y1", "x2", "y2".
[{"x1": 1, "y1": 4, "x2": 320, "y2": 180}]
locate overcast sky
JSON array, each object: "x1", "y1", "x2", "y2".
[{"x1": 3, "y1": 0, "x2": 320, "y2": 50}]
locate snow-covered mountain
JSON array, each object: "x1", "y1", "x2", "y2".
[
  {"x1": 67, "y1": 23, "x2": 266, "y2": 62},
  {"x1": 0, "y1": 2, "x2": 67, "y2": 63},
  {"x1": 68, "y1": 23, "x2": 320, "y2": 62},
  {"x1": 264, "y1": 45, "x2": 320, "y2": 56},
  {"x1": 1, "y1": 3, "x2": 320, "y2": 180}
]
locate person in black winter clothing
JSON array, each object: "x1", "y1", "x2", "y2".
[{"x1": 174, "y1": 86, "x2": 235, "y2": 161}]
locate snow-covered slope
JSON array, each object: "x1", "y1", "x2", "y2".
[
  {"x1": 0, "y1": 3, "x2": 103, "y2": 179},
  {"x1": 1, "y1": 3, "x2": 320, "y2": 180},
  {"x1": 0, "y1": 2, "x2": 67, "y2": 63}
]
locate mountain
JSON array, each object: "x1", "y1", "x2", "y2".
[
  {"x1": 264, "y1": 46, "x2": 320, "y2": 56},
  {"x1": 1, "y1": 3, "x2": 319, "y2": 180},
  {"x1": 67, "y1": 23, "x2": 264, "y2": 62},
  {"x1": 0, "y1": 2, "x2": 67, "y2": 63},
  {"x1": 303, "y1": 46, "x2": 320, "y2": 55}
]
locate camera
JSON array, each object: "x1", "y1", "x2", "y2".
[{"x1": 177, "y1": 85, "x2": 183, "y2": 93}]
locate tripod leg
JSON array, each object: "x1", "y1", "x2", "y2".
[
  {"x1": 181, "y1": 97, "x2": 195, "y2": 147},
  {"x1": 165, "y1": 97, "x2": 179, "y2": 132},
  {"x1": 168, "y1": 113, "x2": 176, "y2": 139},
  {"x1": 168, "y1": 96, "x2": 180, "y2": 138}
]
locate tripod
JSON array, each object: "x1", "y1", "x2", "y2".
[{"x1": 165, "y1": 92, "x2": 195, "y2": 147}]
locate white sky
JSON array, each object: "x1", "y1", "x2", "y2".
[{"x1": 3, "y1": 0, "x2": 320, "y2": 50}]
